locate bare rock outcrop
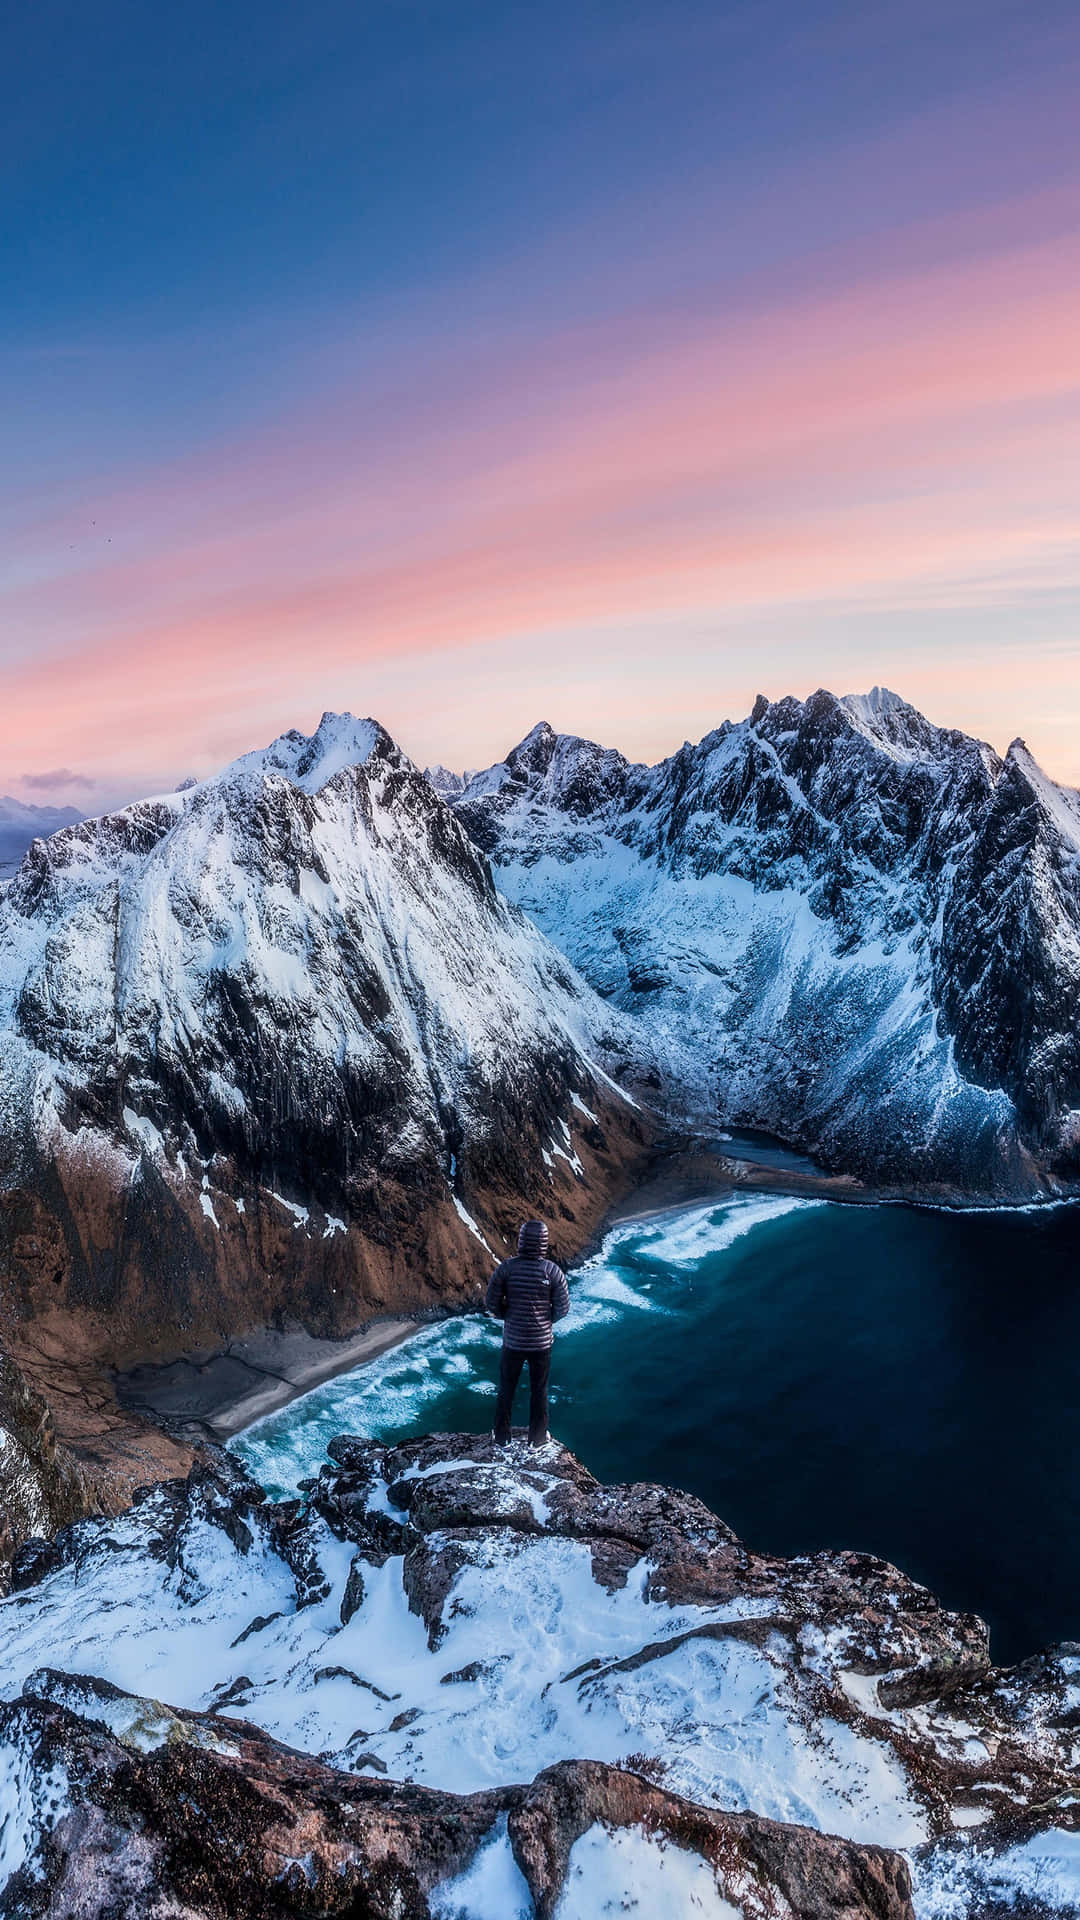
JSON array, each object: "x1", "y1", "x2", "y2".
[{"x1": 0, "y1": 1347, "x2": 102, "y2": 1590}]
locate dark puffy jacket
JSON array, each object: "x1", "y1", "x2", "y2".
[{"x1": 485, "y1": 1250, "x2": 570, "y2": 1351}]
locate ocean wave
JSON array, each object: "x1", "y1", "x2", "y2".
[
  {"x1": 599, "y1": 1192, "x2": 825, "y2": 1271},
  {"x1": 233, "y1": 1193, "x2": 824, "y2": 1496}
]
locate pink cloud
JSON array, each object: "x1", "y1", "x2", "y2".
[{"x1": 2, "y1": 192, "x2": 1079, "y2": 791}]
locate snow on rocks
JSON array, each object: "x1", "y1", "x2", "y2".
[
  {"x1": 452, "y1": 690, "x2": 1080, "y2": 1193},
  {"x1": 0, "y1": 1718, "x2": 68, "y2": 1899},
  {"x1": 0, "y1": 1696, "x2": 913, "y2": 1920},
  {"x1": 0, "y1": 712, "x2": 655, "y2": 1543},
  {"x1": 0, "y1": 1432, "x2": 1078, "y2": 1913},
  {"x1": 450, "y1": 1193, "x2": 494, "y2": 1253},
  {"x1": 911, "y1": 1826, "x2": 1080, "y2": 1919},
  {"x1": 0, "y1": 1352, "x2": 96, "y2": 1595},
  {"x1": 0, "y1": 719, "x2": 646, "y2": 1256}
]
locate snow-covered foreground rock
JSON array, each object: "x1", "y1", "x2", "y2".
[
  {"x1": 0, "y1": 712, "x2": 651, "y2": 1541},
  {"x1": 451, "y1": 688, "x2": 1080, "y2": 1195},
  {"x1": 1, "y1": 1434, "x2": 1078, "y2": 1916}
]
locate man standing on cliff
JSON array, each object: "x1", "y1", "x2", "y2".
[{"x1": 485, "y1": 1219, "x2": 570, "y2": 1447}]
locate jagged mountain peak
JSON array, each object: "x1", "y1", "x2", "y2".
[
  {"x1": 424, "y1": 764, "x2": 478, "y2": 799},
  {"x1": 498, "y1": 720, "x2": 571, "y2": 788},
  {"x1": 512, "y1": 718, "x2": 557, "y2": 756},
  {"x1": 2, "y1": 713, "x2": 398, "y2": 927},
  {"x1": 836, "y1": 685, "x2": 981, "y2": 767},
  {"x1": 460, "y1": 723, "x2": 638, "y2": 823},
  {"x1": 741, "y1": 684, "x2": 985, "y2": 776},
  {"x1": 850, "y1": 683, "x2": 905, "y2": 711},
  {"x1": 448, "y1": 687, "x2": 1080, "y2": 1192},
  {"x1": 0, "y1": 709, "x2": 652, "y2": 1376},
  {"x1": 997, "y1": 736, "x2": 1080, "y2": 850},
  {"x1": 193, "y1": 710, "x2": 383, "y2": 800},
  {"x1": 468, "y1": 688, "x2": 1002, "y2": 812},
  {"x1": 840, "y1": 685, "x2": 914, "y2": 732}
]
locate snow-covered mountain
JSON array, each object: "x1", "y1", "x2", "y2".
[
  {"x1": 0, "y1": 797, "x2": 82, "y2": 880},
  {"x1": 450, "y1": 688, "x2": 1080, "y2": 1194},
  {"x1": 423, "y1": 763, "x2": 477, "y2": 799},
  {"x1": 0, "y1": 715, "x2": 650, "y2": 1396}
]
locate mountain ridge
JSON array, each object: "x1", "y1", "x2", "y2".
[
  {"x1": 4, "y1": 684, "x2": 1080, "y2": 1548},
  {"x1": 0, "y1": 796, "x2": 84, "y2": 880},
  {"x1": 0, "y1": 713, "x2": 653, "y2": 1533},
  {"x1": 448, "y1": 687, "x2": 1080, "y2": 1193}
]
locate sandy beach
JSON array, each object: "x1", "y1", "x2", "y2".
[
  {"x1": 114, "y1": 1317, "x2": 422, "y2": 1442},
  {"x1": 113, "y1": 1142, "x2": 876, "y2": 1444}
]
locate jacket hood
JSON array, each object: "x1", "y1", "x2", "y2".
[{"x1": 518, "y1": 1219, "x2": 549, "y2": 1257}]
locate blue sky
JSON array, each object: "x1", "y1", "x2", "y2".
[{"x1": 3, "y1": 0, "x2": 1079, "y2": 801}]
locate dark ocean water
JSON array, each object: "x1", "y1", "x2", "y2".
[{"x1": 235, "y1": 1191, "x2": 1080, "y2": 1666}]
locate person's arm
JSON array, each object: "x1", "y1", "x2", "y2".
[
  {"x1": 548, "y1": 1261, "x2": 570, "y2": 1324},
  {"x1": 485, "y1": 1262, "x2": 510, "y2": 1318}
]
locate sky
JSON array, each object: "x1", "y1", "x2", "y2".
[{"x1": 2, "y1": 0, "x2": 1079, "y2": 808}]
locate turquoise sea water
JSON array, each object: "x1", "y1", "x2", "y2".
[{"x1": 234, "y1": 1191, "x2": 1080, "y2": 1666}]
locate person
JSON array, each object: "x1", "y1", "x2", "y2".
[{"x1": 485, "y1": 1219, "x2": 569, "y2": 1446}]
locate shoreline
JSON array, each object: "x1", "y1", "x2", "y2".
[
  {"x1": 114, "y1": 1143, "x2": 1080, "y2": 1446},
  {"x1": 115, "y1": 1147, "x2": 862, "y2": 1443},
  {"x1": 114, "y1": 1317, "x2": 421, "y2": 1443},
  {"x1": 606, "y1": 1140, "x2": 1080, "y2": 1228}
]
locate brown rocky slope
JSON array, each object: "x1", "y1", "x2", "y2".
[{"x1": 0, "y1": 713, "x2": 656, "y2": 1554}]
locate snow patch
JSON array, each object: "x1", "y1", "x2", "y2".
[
  {"x1": 270, "y1": 1192, "x2": 310, "y2": 1228},
  {"x1": 430, "y1": 1817, "x2": 533, "y2": 1919},
  {"x1": 123, "y1": 1107, "x2": 164, "y2": 1157},
  {"x1": 0, "y1": 1735, "x2": 68, "y2": 1894},
  {"x1": 556, "y1": 1824, "x2": 740, "y2": 1918},
  {"x1": 451, "y1": 1194, "x2": 494, "y2": 1255},
  {"x1": 913, "y1": 1827, "x2": 1080, "y2": 1918}
]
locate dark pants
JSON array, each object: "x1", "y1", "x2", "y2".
[{"x1": 493, "y1": 1345, "x2": 551, "y2": 1445}]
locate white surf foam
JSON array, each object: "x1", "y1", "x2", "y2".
[{"x1": 234, "y1": 1193, "x2": 821, "y2": 1495}]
